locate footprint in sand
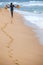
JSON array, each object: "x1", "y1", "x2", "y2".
[
  {"x1": 11, "y1": 21, "x2": 14, "y2": 24},
  {"x1": 13, "y1": 59, "x2": 20, "y2": 65},
  {"x1": 10, "y1": 18, "x2": 15, "y2": 24},
  {"x1": 6, "y1": 43, "x2": 12, "y2": 48},
  {"x1": 8, "y1": 50, "x2": 13, "y2": 56},
  {"x1": 8, "y1": 52, "x2": 13, "y2": 58},
  {"x1": 6, "y1": 39, "x2": 13, "y2": 48},
  {"x1": 9, "y1": 55, "x2": 13, "y2": 58},
  {"x1": 15, "y1": 63, "x2": 20, "y2": 65},
  {"x1": 8, "y1": 48, "x2": 14, "y2": 59},
  {"x1": 8, "y1": 49, "x2": 13, "y2": 52},
  {"x1": 6, "y1": 45, "x2": 10, "y2": 48},
  {"x1": 8, "y1": 48, "x2": 20, "y2": 65}
]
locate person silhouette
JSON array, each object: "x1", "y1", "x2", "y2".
[
  {"x1": 5, "y1": 3, "x2": 20, "y2": 23},
  {"x1": 10, "y1": 3, "x2": 15, "y2": 18},
  {"x1": 5, "y1": 3, "x2": 16, "y2": 23},
  {"x1": 5, "y1": 3, "x2": 20, "y2": 18}
]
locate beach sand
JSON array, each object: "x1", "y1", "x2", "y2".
[{"x1": 0, "y1": 8, "x2": 43, "y2": 65}]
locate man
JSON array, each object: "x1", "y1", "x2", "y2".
[
  {"x1": 5, "y1": 3, "x2": 20, "y2": 23},
  {"x1": 6, "y1": 3, "x2": 20, "y2": 18},
  {"x1": 10, "y1": 3, "x2": 15, "y2": 18}
]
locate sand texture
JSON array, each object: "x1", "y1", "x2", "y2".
[{"x1": 0, "y1": 8, "x2": 43, "y2": 65}]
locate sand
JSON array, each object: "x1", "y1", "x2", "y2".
[{"x1": 0, "y1": 8, "x2": 43, "y2": 65}]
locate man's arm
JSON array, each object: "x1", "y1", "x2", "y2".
[{"x1": 13, "y1": 5, "x2": 16, "y2": 8}]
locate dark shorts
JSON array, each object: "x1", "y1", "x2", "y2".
[{"x1": 11, "y1": 10, "x2": 13, "y2": 18}]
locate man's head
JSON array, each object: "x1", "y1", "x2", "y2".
[{"x1": 11, "y1": 3, "x2": 13, "y2": 5}]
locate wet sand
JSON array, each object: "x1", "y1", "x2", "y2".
[{"x1": 0, "y1": 8, "x2": 43, "y2": 65}]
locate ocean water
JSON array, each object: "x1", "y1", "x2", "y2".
[
  {"x1": 0, "y1": 1, "x2": 43, "y2": 28},
  {"x1": 14, "y1": 1, "x2": 43, "y2": 29},
  {"x1": 0, "y1": 1, "x2": 43, "y2": 44}
]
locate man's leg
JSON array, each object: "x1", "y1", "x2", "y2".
[
  {"x1": 11, "y1": 11, "x2": 13, "y2": 23},
  {"x1": 11, "y1": 11, "x2": 13, "y2": 18}
]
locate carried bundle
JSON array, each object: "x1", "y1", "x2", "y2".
[
  {"x1": 16, "y1": 5, "x2": 20, "y2": 9},
  {"x1": 4, "y1": 4, "x2": 20, "y2": 9},
  {"x1": 4, "y1": 4, "x2": 10, "y2": 9}
]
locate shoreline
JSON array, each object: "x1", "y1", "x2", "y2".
[
  {"x1": 0, "y1": 8, "x2": 43, "y2": 65},
  {"x1": 15, "y1": 10, "x2": 43, "y2": 45},
  {"x1": 24, "y1": 19, "x2": 43, "y2": 45}
]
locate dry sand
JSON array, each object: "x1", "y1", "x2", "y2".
[{"x1": 0, "y1": 8, "x2": 43, "y2": 65}]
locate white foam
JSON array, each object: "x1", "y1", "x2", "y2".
[
  {"x1": 13, "y1": 1, "x2": 43, "y2": 6},
  {"x1": 24, "y1": 15, "x2": 43, "y2": 28},
  {"x1": 14, "y1": 9, "x2": 43, "y2": 29},
  {"x1": 0, "y1": 2, "x2": 3, "y2": 5},
  {"x1": 0, "y1": 1, "x2": 43, "y2": 7},
  {"x1": 14, "y1": 9, "x2": 43, "y2": 45}
]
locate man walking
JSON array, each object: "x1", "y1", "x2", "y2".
[{"x1": 10, "y1": 3, "x2": 15, "y2": 18}]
